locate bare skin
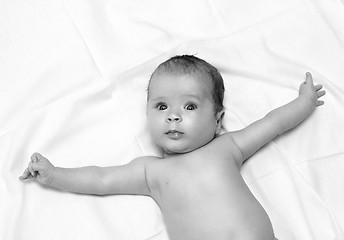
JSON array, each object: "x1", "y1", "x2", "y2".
[
  {"x1": 145, "y1": 135, "x2": 275, "y2": 240},
  {"x1": 20, "y1": 72, "x2": 325, "y2": 240}
]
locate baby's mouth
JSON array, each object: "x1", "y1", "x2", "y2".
[{"x1": 165, "y1": 130, "x2": 184, "y2": 140}]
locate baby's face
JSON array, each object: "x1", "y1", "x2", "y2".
[{"x1": 147, "y1": 71, "x2": 221, "y2": 156}]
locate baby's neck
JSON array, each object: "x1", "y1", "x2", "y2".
[{"x1": 163, "y1": 151, "x2": 180, "y2": 159}]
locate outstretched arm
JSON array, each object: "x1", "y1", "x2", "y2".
[
  {"x1": 229, "y1": 72, "x2": 326, "y2": 166},
  {"x1": 19, "y1": 153, "x2": 153, "y2": 196}
]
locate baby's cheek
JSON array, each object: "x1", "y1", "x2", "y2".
[{"x1": 148, "y1": 120, "x2": 163, "y2": 140}]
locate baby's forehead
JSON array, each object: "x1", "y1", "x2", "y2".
[{"x1": 148, "y1": 70, "x2": 213, "y2": 98}]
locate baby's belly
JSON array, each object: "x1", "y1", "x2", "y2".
[
  {"x1": 163, "y1": 197, "x2": 274, "y2": 240},
  {"x1": 156, "y1": 171, "x2": 275, "y2": 240}
]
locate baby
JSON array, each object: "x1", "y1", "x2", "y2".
[{"x1": 20, "y1": 55, "x2": 325, "y2": 240}]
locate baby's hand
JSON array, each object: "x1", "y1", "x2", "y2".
[
  {"x1": 19, "y1": 152, "x2": 55, "y2": 186},
  {"x1": 299, "y1": 72, "x2": 326, "y2": 107}
]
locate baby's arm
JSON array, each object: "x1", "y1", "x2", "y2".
[
  {"x1": 19, "y1": 152, "x2": 152, "y2": 196},
  {"x1": 229, "y1": 72, "x2": 326, "y2": 166}
]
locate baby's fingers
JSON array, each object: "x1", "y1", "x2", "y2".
[
  {"x1": 306, "y1": 72, "x2": 314, "y2": 85},
  {"x1": 317, "y1": 100, "x2": 325, "y2": 106},
  {"x1": 19, "y1": 168, "x2": 33, "y2": 180},
  {"x1": 31, "y1": 152, "x2": 43, "y2": 162},
  {"x1": 314, "y1": 84, "x2": 323, "y2": 91},
  {"x1": 316, "y1": 88, "x2": 326, "y2": 107},
  {"x1": 317, "y1": 90, "x2": 326, "y2": 98},
  {"x1": 28, "y1": 161, "x2": 39, "y2": 178}
]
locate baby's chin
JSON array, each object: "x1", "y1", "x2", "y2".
[
  {"x1": 160, "y1": 138, "x2": 216, "y2": 157},
  {"x1": 162, "y1": 146, "x2": 198, "y2": 158}
]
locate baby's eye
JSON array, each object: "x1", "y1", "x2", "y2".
[
  {"x1": 185, "y1": 103, "x2": 197, "y2": 111},
  {"x1": 156, "y1": 103, "x2": 167, "y2": 111}
]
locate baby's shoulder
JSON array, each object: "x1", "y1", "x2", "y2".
[
  {"x1": 132, "y1": 155, "x2": 161, "y2": 167},
  {"x1": 132, "y1": 156, "x2": 168, "y2": 175},
  {"x1": 204, "y1": 133, "x2": 244, "y2": 167},
  {"x1": 133, "y1": 156, "x2": 174, "y2": 194},
  {"x1": 208, "y1": 133, "x2": 241, "y2": 153}
]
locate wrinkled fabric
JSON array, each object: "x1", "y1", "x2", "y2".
[{"x1": 1, "y1": 0, "x2": 343, "y2": 239}]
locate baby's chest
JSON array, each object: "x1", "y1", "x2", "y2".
[
  {"x1": 151, "y1": 158, "x2": 247, "y2": 211},
  {"x1": 147, "y1": 156, "x2": 273, "y2": 240}
]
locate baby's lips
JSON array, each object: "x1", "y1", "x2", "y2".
[{"x1": 166, "y1": 130, "x2": 184, "y2": 140}]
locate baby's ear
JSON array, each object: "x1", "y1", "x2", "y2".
[{"x1": 215, "y1": 110, "x2": 225, "y2": 135}]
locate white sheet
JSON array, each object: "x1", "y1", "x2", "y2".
[{"x1": 1, "y1": 0, "x2": 344, "y2": 239}]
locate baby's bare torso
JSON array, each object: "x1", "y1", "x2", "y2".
[{"x1": 147, "y1": 134, "x2": 275, "y2": 240}]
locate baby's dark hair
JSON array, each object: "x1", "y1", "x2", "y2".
[{"x1": 148, "y1": 55, "x2": 225, "y2": 114}]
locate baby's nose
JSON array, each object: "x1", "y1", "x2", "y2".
[{"x1": 166, "y1": 113, "x2": 182, "y2": 123}]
